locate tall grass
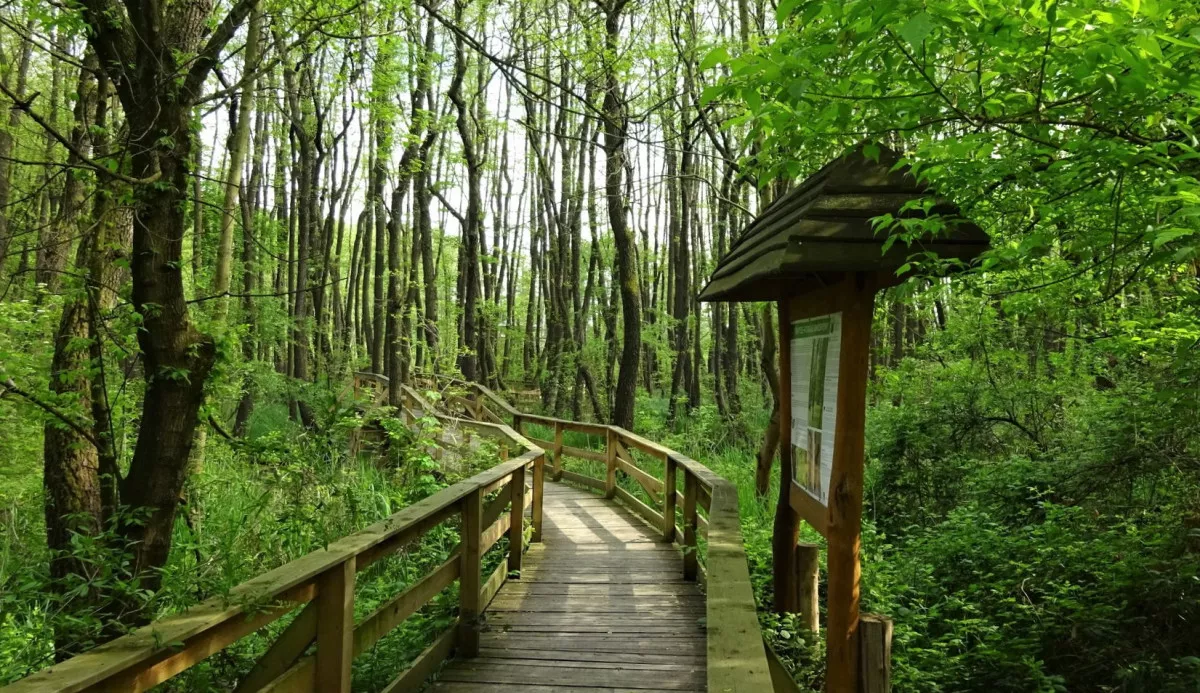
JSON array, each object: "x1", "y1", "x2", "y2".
[{"x1": 0, "y1": 406, "x2": 508, "y2": 690}]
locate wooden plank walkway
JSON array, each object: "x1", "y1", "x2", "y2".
[{"x1": 431, "y1": 480, "x2": 707, "y2": 692}]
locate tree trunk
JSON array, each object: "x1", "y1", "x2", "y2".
[
  {"x1": 755, "y1": 303, "x2": 781, "y2": 497},
  {"x1": 0, "y1": 20, "x2": 33, "y2": 281},
  {"x1": 600, "y1": 0, "x2": 639, "y2": 430}
]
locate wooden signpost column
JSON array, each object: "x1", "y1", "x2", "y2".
[
  {"x1": 777, "y1": 272, "x2": 881, "y2": 693},
  {"x1": 824, "y1": 273, "x2": 876, "y2": 691},
  {"x1": 696, "y1": 142, "x2": 989, "y2": 693},
  {"x1": 773, "y1": 298, "x2": 800, "y2": 614}
]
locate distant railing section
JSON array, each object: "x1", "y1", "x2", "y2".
[
  {"x1": 3, "y1": 394, "x2": 545, "y2": 693},
  {"x1": 416, "y1": 374, "x2": 776, "y2": 693},
  {"x1": 414, "y1": 373, "x2": 894, "y2": 692}
]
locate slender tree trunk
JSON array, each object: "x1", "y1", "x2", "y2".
[
  {"x1": 756, "y1": 304, "x2": 781, "y2": 497},
  {"x1": 599, "y1": 0, "x2": 639, "y2": 430},
  {"x1": 0, "y1": 20, "x2": 34, "y2": 281}
]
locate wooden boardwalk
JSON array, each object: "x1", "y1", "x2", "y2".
[
  {"x1": 4, "y1": 379, "x2": 775, "y2": 693},
  {"x1": 431, "y1": 480, "x2": 707, "y2": 692}
]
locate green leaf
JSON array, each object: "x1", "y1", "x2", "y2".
[
  {"x1": 700, "y1": 46, "x2": 730, "y2": 72},
  {"x1": 776, "y1": 0, "x2": 803, "y2": 25},
  {"x1": 742, "y1": 87, "x2": 763, "y2": 113},
  {"x1": 1152, "y1": 227, "x2": 1195, "y2": 248},
  {"x1": 898, "y1": 12, "x2": 935, "y2": 47},
  {"x1": 699, "y1": 84, "x2": 723, "y2": 106},
  {"x1": 1135, "y1": 34, "x2": 1163, "y2": 60}
]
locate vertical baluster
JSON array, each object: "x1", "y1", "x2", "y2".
[
  {"x1": 316, "y1": 558, "x2": 355, "y2": 691},
  {"x1": 683, "y1": 471, "x2": 698, "y2": 581},
  {"x1": 509, "y1": 465, "x2": 526, "y2": 572},
  {"x1": 663, "y1": 455, "x2": 678, "y2": 542},
  {"x1": 553, "y1": 421, "x2": 564, "y2": 480},
  {"x1": 604, "y1": 427, "x2": 617, "y2": 499},
  {"x1": 459, "y1": 489, "x2": 483, "y2": 657},
  {"x1": 531, "y1": 453, "x2": 545, "y2": 542}
]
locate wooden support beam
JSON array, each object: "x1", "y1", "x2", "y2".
[
  {"x1": 773, "y1": 297, "x2": 801, "y2": 615},
  {"x1": 615, "y1": 457, "x2": 663, "y2": 500},
  {"x1": 480, "y1": 512, "x2": 512, "y2": 556},
  {"x1": 683, "y1": 471, "x2": 698, "y2": 581},
  {"x1": 380, "y1": 623, "x2": 457, "y2": 693},
  {"x1": 353, "y1": 556, "x2": 459, "y2": 656},
  {"x1": 563, "y1": 443, "x2": 607, "y2": 462},
  {"x1": 614, "y1": 487, "x2": 664, "y2": 529},
  {"x1": 531, "y1": 454, "x2": 544, "y2": 543},
  {"x1": 797, "y1": 542, "x2": 820, "y2": 634},
  {"x1": 824, "y1": 277, "x2": 876, "y2": 693},
  {"x1": 553, "y1": 422, "x2": 564, "y2": 481},
  {"x1": 481, "y1": 482, "x2": 512, "y2": 525},
  {"x1": 858, "y1": 614, "x2": 893, "y2": 693},
  {"x1": 663, "y1": 456, "x2": 678, "y2": 542},
  {"x1": 604, "y1": 427, "x2": 618, "y2": 499},
  {"x1": 560, "y1": 469, "x2": 605, "y2": 493},
  {"x1": 235, "y1": 601, "x2": 317, "y2": 693},
  {"x1": 509, "y1": 465, "x2": 525, "y2": 573},
  {"x1": 479, "y1": 559, "x2": 509, "y2": 608},
  {"x1": 315, "y1": 559, "x2": 354, "y2": 692},
  {"x1": 706, "y1": 482, "x2": 777, "y2": 693},
  {"x1": 458, "y1": 488, "x2": 483, "y2": 657}
]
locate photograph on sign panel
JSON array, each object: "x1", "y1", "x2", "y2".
[{"x1": 790, "y1": 313, "x2": 841, "y2": 506}]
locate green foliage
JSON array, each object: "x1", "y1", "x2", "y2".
[
  {"x1": 694, "y1": 2, "x2": 1200, "y2": 687},
  {"x1": 711, "y1": 0, "x2": 1200, "y2": 292},
  {"x1": 0, "y1": 386, "x2": 490, "y2": 688}
]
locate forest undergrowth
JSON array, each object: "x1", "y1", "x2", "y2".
[
  {"x1": 4, "y1": 291, "x2": 1200, "y2": 692},
  {"x1": 631, "y1": 304, "x2": 1200, "y2": 693},
  {"x1": 0, "y1": 381, "x2": 510, "y2": 690}
]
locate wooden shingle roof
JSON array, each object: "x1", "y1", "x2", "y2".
[{"x1": 698, "y1": 142, "x2": 990, "y2": 302}]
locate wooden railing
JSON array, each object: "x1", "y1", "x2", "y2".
[
  {"x1": 4, "y1": 406, "x2": 545, "y2": 693},
  {"x1": 418, "y1": 375, "x2": 775, "y2": 692}
]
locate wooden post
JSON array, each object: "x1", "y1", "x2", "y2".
[
  {"x1": 553, "y1": 421, "x2": 564, "y2": 481},
  {"x1": 458, "y1": 489, "x2": 483, "y2": 657},
  {"x1": 604, "y1": 427, "x2": 617, "y2": 499},
  {"x1": 682, "y1": 470, "x2": 698, "y2": 581},
  {"x1": 531, "y1": 453, "x2": 544, "y2": 542},
  {"x1": 315, "y1": 558, "x2": 354, "y2": 692},
  {"x1": 773, "y1": 297, "x2": 801, "y2": 614},
  {"x1": 513, "y1": 414, "x2": 522, "y2": 435},
  {"x1": 824, "y1": 274, "x2": 877, "y2": 693},
  {"x1": 508, "y1": 465, "x2": 525, "y2": 573},
  {"x1": 858, "y1": 614, "x2": 893, "y2": 693},
  {"x1": 797, "y1": 542, "x2": 820, "y2": 633},
  {"x1": 663, "y1": 455, "x2": 678, "y2": 542}
]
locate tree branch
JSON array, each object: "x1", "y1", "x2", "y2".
[
  {"x1": 183, "y1": 0, "x2": 261, "y2": 102},
  {"x1": 1, "y1": 378, "x2": 103, "y2": 449},
  {"x1": 0, "y1": 83, "x2": 159, "y2": 185},
  {"x1": 431, "y1": 187, "x2": 468, "y2": 226}
]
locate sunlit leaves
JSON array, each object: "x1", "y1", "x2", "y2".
[
  {"x1": 897, "y1": 12, "x2": 934, "y2": 47},
  {"x1": 699, "y1": 46, "x2": 729, "y2": 71},
  {"x1": 711, "y1": 0, "x2": 1200, "y2": 303}
]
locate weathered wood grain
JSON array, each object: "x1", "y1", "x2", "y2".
[{"x1": 437, "y1": 481, "x2": 707, "y2": 691}]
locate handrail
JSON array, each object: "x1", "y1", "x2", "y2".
[
  {"x1": 423, "y1": 373, "x2": 775, "y2": 692},
  {"x1": 4, "y1": 401, "x2": 545, "y2": 693}
]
